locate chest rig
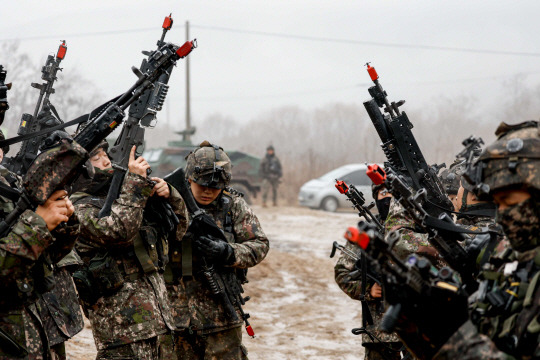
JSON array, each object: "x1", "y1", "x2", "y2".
[
  {"x1": 471, "y1": 247, "x2": 540, "y2": 356},
  {"x1": 72, "y1": 193, "x2": 172, "y2": 306},
  {"x1": 164, "y1": 192, "x2": 234, "y2": 284}
]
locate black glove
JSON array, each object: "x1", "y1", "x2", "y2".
[{"x1": 195, "y1": 235, "x2": 235, "y2": 265}]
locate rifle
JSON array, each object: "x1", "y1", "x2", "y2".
[
  {"x1": 3, "y1": 41, "x2": 68, "y2": 176},
  {"x1": 348, "y1": 221, "x2": 468, "y2": 360},
  {"x1": 163, "y1": 166, "x2": 255, "y2": 338},
  {"x1": 330, "y1": 240, "x2": 381, "y2": 285},
  {"x1": 334, "y1": 180, "x2": 383, "y2": 231},
  {"x1": 0, "y1": 36, "x2": 195, "y2": 237},
  {"x1": 362, "y1": 63, "x2": 452, "y2": 217},
  {"x1": 98, "y1": 14, "x2": 194, "y2": 218}
]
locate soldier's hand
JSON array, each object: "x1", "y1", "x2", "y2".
[
  {"x1": 128, "y1": 145, "x2": 150, "y2": 178},
  {"x1": 151, "y1": 177, "x2": 170, "y2": 198},
  {"x1": 370, "y1": 283, "x2": 383, "y2": 298},
  {"x1": 195, "y1": 235, "x2": 235, "y2": 265},
  {"x1": 35, "y1": 190, "x2": 71, "y2": 231}
]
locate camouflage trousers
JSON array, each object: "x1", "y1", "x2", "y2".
[
  {"x1": 262, "y1": 178, "x2": 279, "y2": 205},
  {"x1": 159, "y1": 327, "x2": 248, "y2": 360},
  {"x1": 364, "y1": 343, "x2": 408, "y2": 360},
  {"x1": 96, "y1": 336, "x2": 161, "y2": 360}
]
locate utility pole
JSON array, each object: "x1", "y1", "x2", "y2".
[{"x1": 185, "y1": 20, "x2": 191, "y2": 142}]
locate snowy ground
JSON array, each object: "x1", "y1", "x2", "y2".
[{"x1": 66, "y1": 205, "x2": 365, "y2": 359}]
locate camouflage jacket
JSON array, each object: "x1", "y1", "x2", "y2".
[
  {"x1": 166, "y1": 191, "x2": 269, "y2": 334},
  {"x1": 36, "y1": 251, "x2": 84, "y2": 347},
  {"x1": 435, "y1": 246, "x2": 540, "y2": 359},
  {"x1": 260, "y1": 154, "x2": 282, "y2": 180},
  {"x1": 72, "y1": 172, "x2": 186, "y2": 350},
  {"x1": 334, "y1": 240, "x2": 401, "y2": 345},
  {"x1": 0, "y1": 167, "x2": 69, "y2": 359},
  {"x1": 384, "y1": 198, "x2": 446, "y2": 268}
]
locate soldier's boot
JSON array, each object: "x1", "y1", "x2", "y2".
[
  {"x1": 273, "y1": 200, "x2": 277, "y2": 207},
  {"x1": 263, "y1": 202, "x2": 268, "y2": 208}
]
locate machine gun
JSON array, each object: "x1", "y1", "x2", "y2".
[
  {"x1": 163, "y1": 166, "x2": 255, "y2": 338},
  {"x1": 0, "y1": 35, "x2": 195, "y2": 237},
  {"x1": 3, "y1": 41, "x2": 68, "y2": 175},
  {"x1": 98, "y1": 14, "x2": 195, "y2": 217},
  {"x1": 335, "y1": 179, "x2": 383, "y2": 231},
  {"x1": 362, "y1": 64, "x2": 452, "y2": 217},
  {"x1": 348, "y1": 221, "x2": 468, "y2": 359}
]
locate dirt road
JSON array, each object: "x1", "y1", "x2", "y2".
[{"x1": 66, "y1": 206, "x2": 365, "y2": 359}]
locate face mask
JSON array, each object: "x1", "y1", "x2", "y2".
[
  {"x1": 496, "y1": 197, "x2": 539, "y2": 252},
  {"x1": 376, "y1": 197, "x2": 392, "y2": 222}
]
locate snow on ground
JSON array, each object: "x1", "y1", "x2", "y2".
[{"x1": 66, "y1": 205, "x2": 365, "y2": 359}]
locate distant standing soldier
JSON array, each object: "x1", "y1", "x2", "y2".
[{"x1": 260, "y1": 145, "x2": 282, "y2": 207}]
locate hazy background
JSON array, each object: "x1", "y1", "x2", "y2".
[{"x1": 2, "y1": 1, "x2": 540, "y2": 203}]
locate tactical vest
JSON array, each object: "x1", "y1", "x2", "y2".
[
  {"x1": 71, "y1": 193, "x2": 170, "y2": 306},
  {"x1": 471, "y1": 247, "x2": 540, "y2": 356},
  {"x1": 164, "y1": 192, "x2": 235, "y2": 284}
]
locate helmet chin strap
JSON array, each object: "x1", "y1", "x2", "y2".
[{"x1": 458, "y1": 188, "x2": 496, "y2": 218}]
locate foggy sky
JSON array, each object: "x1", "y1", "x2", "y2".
[{"x1": 1, "y1": 1, "x2": 540, "y2": 131}]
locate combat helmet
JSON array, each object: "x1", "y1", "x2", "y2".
[
  {"x1": 0, "y1": 65, "x2": 11, "y2": 127},
  {"x1": 464, "y1": 121, "x2": 540, "y2": 200},
  {"x1": 185, "y1": 140, "x2": 232, "y2": 189},
  {"x1": 89, "y1": 140, "x2": 109, "y2": 158},
  {"x1": 0, "y1": 130, "x2": 9, "y2": 155},
  {"x1": 439, "y1": 160, "x2": 465, "y2": 196}
]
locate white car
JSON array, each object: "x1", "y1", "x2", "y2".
[{"x1": 298, "y1": 163, "x2": 377, "y2": 212}]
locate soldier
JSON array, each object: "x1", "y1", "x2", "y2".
[
  {"x1": 335, "y1": 184, "x2": 411, "y2": 360},
  {"x1": 70, "y1": 142, "x2": 187, "y2": 359},
  {"x1": 439, "y1": 159, "x2": 465, "y2": 209},
  {"x1": 260, "y1": 145, "x2": 282, "y2": 207},
  {"x1": 0, "y1": 66, "x2": 77, "y2": 359},
  {"x1": 162, "y1": 141, "x2": 269, "y2": 360},
  {"x1": 384, "y1": 198, "x2": 442, "y2": 266},
  {"x1": 398, "y1": 121, "x2": 540, "y2": 359}
]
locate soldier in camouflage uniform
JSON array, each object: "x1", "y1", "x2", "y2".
[
  {"x1": 384, "y1": 198, "x2": 443, "y2": 267},
  {"x1": 260, "y1": 145, "x2": 282, "y2": 207},
  {"x1": 162, "y1": 141, "x2": 269, "y2": 360},
  {"x1": 70, "y1": 142, "x2": 188, "y2": 359},
  {"x1": 335, "y1": 184, "x2": 411, "y2": 360},
  {"x1": 403, "y1": 121, "x2": 540, "y2": 359},
  {"x1": 0, "y1": 67, "x2": 80, "y2": 359}
]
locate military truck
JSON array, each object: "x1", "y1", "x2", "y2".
[{"x1": 142, "y1": 139, "x2": 263, "y2": 204}]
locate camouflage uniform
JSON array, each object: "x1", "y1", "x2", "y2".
[
  {"x1": 72, "y1": 170, "x2": 187, "y2": 359},
  {"x1": 260, "y1": 147, "x2": 282, "y2": 206},
  {"x1": 433, "y1": 121, "x2": 540, "y2": 359},
  {"x1": 334, "y1": 240, "x2": 406, "y2": 360},
  {"x1": 162, "y1": 142, "x2": 269, "y2": 360},
  {"x1": 0, "y1": 166, "x2": 78, "y2": 359},
  {"x1": 163, "y1": 192, "x2": 268, "y2": 360},
  {"x1": 384, "y1": 198, "x2": 443, "y2": 265}
]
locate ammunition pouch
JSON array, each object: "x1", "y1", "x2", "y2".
[
  {"x1": 73, "y1": 252, "x2": 124, "y2": 306},
  {"x1": 32, "y1": 253, "x2": 55, "y2": 294},
  {"x1": 134, "y1": 225, "x2": 168, "y2": 274}
]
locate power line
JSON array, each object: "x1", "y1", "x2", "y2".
[
  {"x1": 192, "y1": 71, "x2": 540, "y2": 102},
  {"x1": 2, "y1": 23, "x2": 540, "y2": 58}
]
